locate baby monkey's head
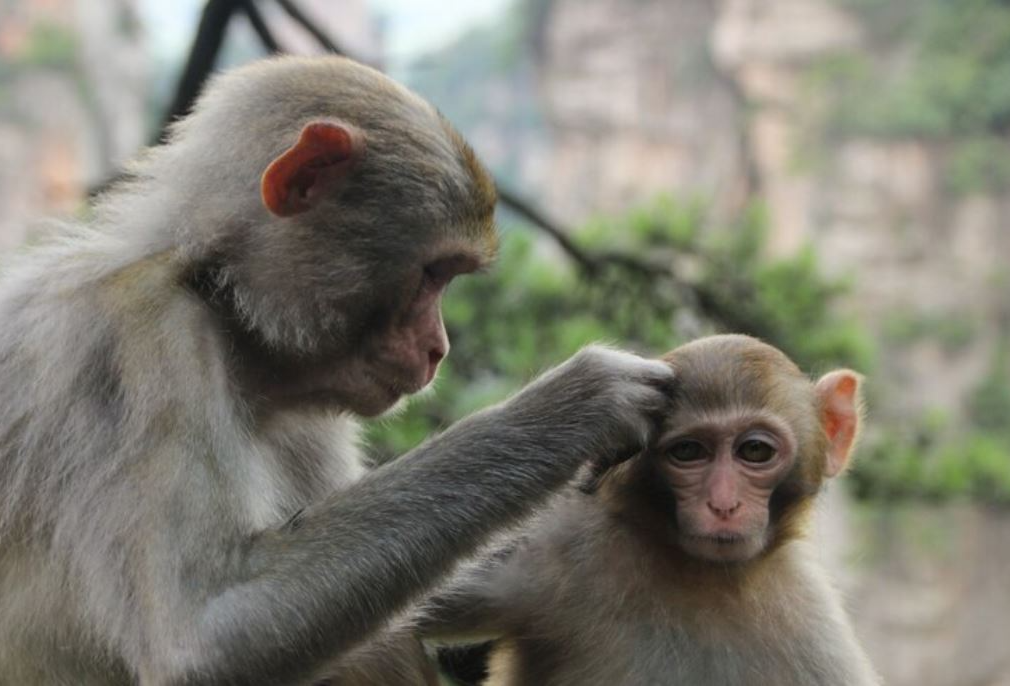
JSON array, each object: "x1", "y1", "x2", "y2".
[{"x1": 597, "y1": 334, "x2": 862, "y2": 564}]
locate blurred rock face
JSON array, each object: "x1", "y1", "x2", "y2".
[
  {"x1": 536, "y1": 0, "x2": 746, "y2": 224},
  {"x1": 532, "y1": 2, "x2": 1010, "y2": 685},
  {"x1": 0, "y1": 0, "x2": 148, "y2": 250}
]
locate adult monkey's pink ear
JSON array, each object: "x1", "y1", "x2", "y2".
[
  {"x1": 815, "y1": 370, "x2": 864, "y2": 478},
  {"x1": 261, "y1": 121, "x2": 365, "y2": 217}
]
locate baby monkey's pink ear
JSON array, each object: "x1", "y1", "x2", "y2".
[
  {"x1": 815, "y1": 370, "x2": 863, "y2": 478},
  {"x1": 261, "y1": 121, "x2": 365, "y2": 217}
]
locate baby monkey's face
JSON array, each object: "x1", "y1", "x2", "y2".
[
  {"x1": 644, "y1": 335, "x2": 861, "y2": 564},
  {"x1": 654, "y1": 406, "x2": 798, "y2": 563}
]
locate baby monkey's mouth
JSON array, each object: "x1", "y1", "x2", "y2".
[
  {"x1": 679, "y1": 529, "x2": 769, "y2": 564},
  {"x1": 690, "y1": 533, "x2": 747, "y2": 545}
]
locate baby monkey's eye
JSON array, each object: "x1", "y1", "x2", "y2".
[
  {"x1": 737, "y1": 439, "x2": 776, "y2": 464},
  {"x1": 667, "y1": 440, "x2": 707, "y2": 463}
]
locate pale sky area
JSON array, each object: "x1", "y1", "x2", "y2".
[
  {"x1": 371, "y1": 0, "x2": 511, "y2": 60},
  {"x1": 139, "y1": 0, "x2": 511, "y2": 65}
]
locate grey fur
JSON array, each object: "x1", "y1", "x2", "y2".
[{"x1": 0, "y1": 55, "x2": 673, "y2": 685}]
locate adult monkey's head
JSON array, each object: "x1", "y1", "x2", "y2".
[
  {"x1": 600, "y1": 335, "x2": 862, "y2": 564},
  {"x1": 139, "y1": 56, "x2": 498, "y2": 416}
]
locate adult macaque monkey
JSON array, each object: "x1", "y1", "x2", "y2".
[
  {"x1": 0, "y1": 56, "x2": 674, "y2": 685},
  {"x1": 427, "y1": 335, "x2": 880, "y2": 686}
]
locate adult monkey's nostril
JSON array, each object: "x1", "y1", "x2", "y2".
[
  {"x1": 429, "y1": 346, "x2": 445, "y2": 368},
  {"x1": 425, "y1": 346, "x2": 446, "y2": 384},
  {"x1": 707, "y1": 500, "x2": 741, "y2": 519}
]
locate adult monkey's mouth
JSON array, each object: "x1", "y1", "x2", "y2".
[{"x1": 366, "y1": 367, "x2": 427, "y2": 400}]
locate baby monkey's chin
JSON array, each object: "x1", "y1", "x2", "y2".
[{"x1": 678, "y1": 531, "x2": 768, "y2": 563}]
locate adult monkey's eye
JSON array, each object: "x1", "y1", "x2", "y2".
[
  {"x1": 738, "y1": 439, "x2": 776, "y2": 464},
  {"x1": 423, "y1": 255, "x2": 476, "y2": 290},
  {"x1": 422, "y1": 264, "x2": 442, "y2": 286},
  {"x1": 667, "y1": 440, "x2": 707, "y2": 463}
]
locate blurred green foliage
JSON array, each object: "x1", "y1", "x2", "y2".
[
  {"x1": 968, "y1": 337, "x2": 1010, "y2": 436},
  {"x1": 850, "y1": 333, "x2": 1010, "y2": 504},
  {"x1": 946, "y1": 136, "x2": 1010, "y2": 194},
  {"x1": 882, "y1": 310, "x2": 977, "y2": 354},
  {"x1": 371, "y1": 195, "x2": 1010, "y2": 504},
  {"x1": 19, "y1": 21, "x2": 78, "y2": 70},
  {"x1": 367, "y1": 197, "x2": 871, "y2": 460},
  {"x1": 813, "y1": 0, "x2": 1010, "y2": 193},
  {"x1": 852, "y1": 419, "x2": 1010, "y2": 505},
  {"x1": 0, "y1": 19, "x2": 79, "y2": 118},
  {"x1": 691, "y1": 207, "x2": 874, "y2": 375}
]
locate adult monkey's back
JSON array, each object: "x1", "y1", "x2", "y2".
[{"x1": 0, "y1": 56, "x2": 673, "y2": 685}]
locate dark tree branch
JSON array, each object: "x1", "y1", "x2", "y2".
[
  {"x1": 241, "y1": 0, "x2": 283, "y2": 54},
  {"x1": 498, "y1": 188, "x2": 677, "y2": 281},
  {"x1": 156, "y1": 0, "x2": 241, "y2": 144},
  {"x1": 273, "y1": 0, "x2": 345, "y2": 55},
  {"x1": 496, "y1": 186, "x2": 597, "y2": 274}
]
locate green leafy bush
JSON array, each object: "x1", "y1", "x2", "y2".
[{"x1": 851, "y1": 426, "x2": 1010, "y2": 505}]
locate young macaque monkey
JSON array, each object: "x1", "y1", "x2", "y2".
[{"x1": 428, "y1": 334, "x2": 880, "y2": 686}]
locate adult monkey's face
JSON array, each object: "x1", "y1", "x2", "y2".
[{"x1": 234, "y1": 91, "x2": 496, "y2": 416}]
